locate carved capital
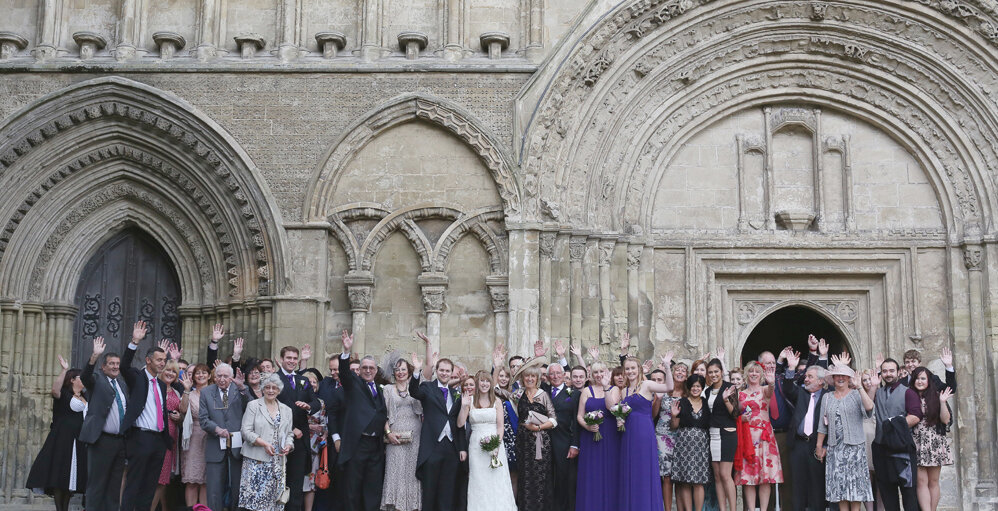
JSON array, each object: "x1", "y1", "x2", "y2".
[
  {"x1": 420, "y1": 286, "x2": 446, "y2": 313},
  {"x1": 347, "y1": 286, "x2": 372, "y2": 312},
  {"x1": 598, "y1": 240, "x2": 615, "y2": 267},
  {"x1": 488, "y1": 286, "x2": 509, "y2": 313},
  {"x1": 569, "y1": 238, "x2": 587, "y2": 263},
  {"x1": 539, "y1": 232, "x2": 557, "y2": 258},
  {"x1": 964, "y1": 245, "x2": 984, "y2": 271},
  {"x1": 626, "y1": 245, "x2": 643, "y2": 270}
]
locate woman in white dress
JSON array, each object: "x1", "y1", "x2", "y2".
[{"x1": 458, "y1": 370, "x2": 517, "y2": 511}]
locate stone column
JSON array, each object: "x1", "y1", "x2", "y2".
[
  {"x1": 526, "y1": 0, "x2": 543, "y2": 61},
  {"x1": 964, "y1": 244, "x2": 998, "y2": 501},
  {"x1": 626, "y1": 245, "x2": 644, "y2": 357},
  {"x1": 583, "y1": 238, "x2": 599, "y2": 348},
  {"x1": 115, "y1": 0, "x2": 145, "y2": 60},
  {"x1": 443, "y1": 0, "x2": 463, "y2": 60},
  {"x1": 34, "y1": 0, "x2": 62, "y2": 59},
  {"x1": 507, "y1": 228, "x2": 539, "y2": 357},
  {"x1": 569, "y1": 236, "x2": 586, "y2": 355},
  {"x1": 345, "y1": 271, "x2": 374, "y2": 356},
  {"x1": 418, "y1": 273, "x2": 448, "y2": 356},
  {"x1": 638, "y1": 244, "x2": 655, "y2": 356},
  {"x1": 359, "y1": 0, "x2": 382, "y2": 61},
  {"x1": 196, "y1": 0, "x2": 225, "y2": 59},
  {"x1": 598, "y1": 239, "x2": 616, "y2": 346},
  {"x1": 276, "y1": 0, "x2": 302, "y2": 61},
  {"x1": 538, "y1": 232, "x2": 556, "y2": 343},
  {"x1": 487, "y1": 275, "x2": 509, "y2": 353}
]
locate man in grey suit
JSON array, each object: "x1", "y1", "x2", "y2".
[
  {"x1": 199, "y1": 362, "x2": 248, "y2": 511},
  {"x1": 79, "y1": 336, "x2": 128, "y2": 511}
]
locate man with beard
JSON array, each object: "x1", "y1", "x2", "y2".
[{"x1": 872, "y1": 358, "x2": 922, "y2": 511}]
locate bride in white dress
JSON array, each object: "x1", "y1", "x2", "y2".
[{"x1": 458, "y1": 370, "x2": 517, "y2": 511}]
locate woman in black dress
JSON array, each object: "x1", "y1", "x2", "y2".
[
  {"x1": 26, "y1": 354, "x2": 87, "y2": 511},
  {"x1": 514, "y1": 363, "x2": 556, "y2": 511}
]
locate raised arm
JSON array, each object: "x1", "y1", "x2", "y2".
[
  {"x1": 51, "y1": 354, "x2": 70, "y2": 399},
  {"x1": 416, "y1": 331, "x2": 435, "y2": 380},
  {"x1": 457, "y1": 393, "x2": 472, "y2": 428},
  {"x1": 206, "y1": 323, "x2": 224, "y2": 368}
]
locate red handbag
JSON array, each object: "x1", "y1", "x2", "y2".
[{"x1": 316, "y1": 445, "x2": 331, "y2": 490}]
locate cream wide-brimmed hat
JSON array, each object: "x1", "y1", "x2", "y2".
[{"x1": 824, "y1": 364, "x2": 856, "y2": 385}]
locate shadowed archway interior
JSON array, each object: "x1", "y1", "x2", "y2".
[{"x1": 741, "y1": 305, "x2": 847, "y2": 367}]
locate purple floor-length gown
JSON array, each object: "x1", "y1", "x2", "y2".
[
  {"x1": 575, "y1": 386, "x2": 619, "y2": 511},
  {"x1": 618, "y1": 390, "x2": 664, "y2": 511}
]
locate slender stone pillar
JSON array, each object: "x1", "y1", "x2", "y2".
[
  {"x1": 443, "y1": 0, "x2": 463, "y2": 60},
  {"x1": 487, "y1": 275, "x2": 509, "y2": 354},
  {"x1": 115, "y1": 0, "x2": 144, "y2": 59},
  {"x1": 626, "y1": 245, "x2": 644, "y2": 357},
  {"x1": 963, "y1": 244, "x2": 997, "y2": 502},
  {"x1": 508, "y1": 228, "x2": 539, "y2": 357},
  {"x1": 196, "y1": 0, "x2": 225, "y2": 59},
  {"x1": 526, "y1": 0, "x2": 543, "y2": 61},
  {"x1": 418, "y1": 272, "x2": 448, "y2": 356},
  {"x1": 539, "y1": 232, "x2": 556, "y2": 343},
  {"x1": 34, "y1": 0, "x2": 62, "y2": 59},
  {"x1": 345, "y1": 271, "x2": 374, "y2": 356},
  {"x1": 276, "y1": 0, "x2": 301, "y2": 61},
  {"x1": 598, "y1": 239, "x2": 616, "y2": 346},
  {"x1": 359, "y1": 0, "x2": 382, "y2": 61},
  {"x1": 569, "y1": 236, "x2": 586, "y2": 355}
]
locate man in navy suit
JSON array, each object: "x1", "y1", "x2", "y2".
[
  {"x1": 408, "y1": 334, "x2": 466, "y2": 511},
  {"x1": 337, "y1": 331, "x2": 389, "y2": 511},
  {"x1": 120, "y1": 321, "x2": 177, "y2": 511},
  {"x1": 782, "y1": 350, "x2": 829, "y2": 511},
  {"x1": 316, "y1": 353, "x2": 345, "y2": 511}
]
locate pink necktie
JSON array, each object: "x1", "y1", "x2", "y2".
[{"x1": 152, "y1": 378, "x2": 164, "y2": 431}]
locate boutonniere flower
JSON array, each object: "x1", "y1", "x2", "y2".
[{"x1": 566, "y1": 388, "x2": 573, "y2": 395}]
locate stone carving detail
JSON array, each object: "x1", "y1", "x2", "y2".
[
  {"x1": 0, "y1": 99, "x2": 273, "y2": 296},
  {"x1": 964, "y1": 245, "x2": 984, "y2": 270},
  {"x1": 836, "y1": 301, "x2": 857, "y2": 323},
  {"x1": 421, "y1": 287, "x2": 446, "y2": 313},
  {"x1": 539, "y1": 233, "x2": 557, "y2": 258},
  {"x1": 488, "y1": 286, "x2": 509, "y2": 312},
  {"x1": 569, "y1": 239, "x2": 587, "y2": 262},
  {"x1": 809, "y1": 2, "x2": 827, "y2": 21},
  {"x1": 598, "y1": 241, "x2": 615, "y2": 267},
  {"x1": 348, "y1": 286, "x2": 373, "y2": 311},
  {"x1": 626, "y1": 245, "x2": 643, "y2": 269},
  {"x1": 29, "y1": 182, "x2": 214, "y2": 300},
  {"x1": 736, "y1": 301, "x2": 758, "y2": 325}
]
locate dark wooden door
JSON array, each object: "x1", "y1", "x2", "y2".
[{"x1": 72, "y1": 229, "x2": 182, "y2": 368}]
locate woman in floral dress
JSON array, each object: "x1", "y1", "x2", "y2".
[
  {"x1": 381, "y1": 359, "x2": 423, "y2": 511},
  {"x1": 910, "y1": 367, "x2": 954, "y2": 511},
  {"x1": 734, "y1": 362, "x2": 783, "y2": 511},
  {"x1": 658, "y1": 362, "x2": 687, "y2": 511},
  {"x1": 240, "y1": 373, "x2": 294, "y2": 511}
]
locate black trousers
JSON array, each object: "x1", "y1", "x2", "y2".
[
  {"x1": 872, "y1": 443, "x2": 919, "y2": 511},
  {"x1": 343, "y1": 435, "x2": 386, "y2": 511},
  {"x1": 85, "y1": 433, "x2": 126, "y2": 511},
  {"x1": 315, "y1": 443, "x2": 343, "y2": 511},
  {"x1": 420, "y1": 437, "x2": 459, "y2": 511},
  {"x1": 120, "y1": 430, "x2": 167, "y2": 511},
  {"x1": 790, "y1": 437, "x2": 826, "y2": 511},
  {"x1": 550, "y1": 441, "x2": 577, "y2": 511},
  {"x1": 284, "y1": 436, "x2": 310, "y2": 511}
]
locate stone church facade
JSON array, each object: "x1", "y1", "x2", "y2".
[{"x1": 1, "y1": 0, "x2": 997, "y2": 508}]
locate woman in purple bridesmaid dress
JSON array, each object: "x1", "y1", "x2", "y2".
[
  {"x1": 574, "y1": 361, "x2": 619, "y2": 511},
  {"x1": 606, "y1": 354, "x2": 675, "y2": 511}
]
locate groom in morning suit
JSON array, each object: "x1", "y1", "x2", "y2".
[
  {"x1": 337, "y1": 331, "x2": 388, "y2": 511},
  {"x1": 79, "y1": 336, "x2": 128, "y2": 511},
  {"x1": 276, "y1": 345, "x2": 322, "y2": 511},
  {"x1": 409, "y1": 352, "x2": 467, "y2": 511}
]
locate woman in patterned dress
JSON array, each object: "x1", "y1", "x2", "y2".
[
  {"x1": 658, "y1": 362, "x2": 687, "y2": 511},
  {"x1": 152, "y1": 360, "x2": 191, "y2": 511},
  {"x1": 514, "y1": 363, "x2": 556, "y2": 511},
  {"x1": 670, "y1": 374, "x2": 711, "y2": 511},
  {"x1": 240, "y1": 373, "x2": 295, "y2": 511},
  {"x1": 183, "y1": 363, "x2": 211, "y2": 507},
  {"x1": 910, "y1": 366, "x2": 954, "y2": 511},
  {"x1": 815, "y1": 356, "x2": 876, "y2": 510},
  {"x1": 734, "y1": 362, "x2": 783, "y2": 511},
  {"x1": 381, "y1": 358, "x2": 423, "y2": 511}
]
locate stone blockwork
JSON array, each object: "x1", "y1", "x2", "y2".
[{"x1": 2, "y1": 0, "x2": 998, "y2": 509}]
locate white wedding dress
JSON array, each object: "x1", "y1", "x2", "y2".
[{"x1": 467, "y1": 406, "x2": 517, "y2": 511}]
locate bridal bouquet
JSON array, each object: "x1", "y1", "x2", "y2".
[
  {"x1": 583, "y1": 410, "x2": 605, "y2": 442},
  {"x1": 610, "y1": 403, "x2": 632, "y2": 432},
  {"x1": 479, "y1": 434, "x2": 503, "y2": 469}
]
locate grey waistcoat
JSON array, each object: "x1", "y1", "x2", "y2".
[{"x1": 873, "y1": 383, "x2": 909, "y2": 445}]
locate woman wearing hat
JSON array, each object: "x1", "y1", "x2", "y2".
[{"x1": 814, "y1": 353, "x2": 876, "y2": 510}]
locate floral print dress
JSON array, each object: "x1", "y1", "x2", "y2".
[
  {"x1": 735, "y1": 389, "x2": 783, "y2": 485},
  {"x1": 656, "y1": 395, "x2": 678, "y2": 477}
]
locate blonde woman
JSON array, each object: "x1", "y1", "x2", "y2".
[
  {"x1": 514, "y1": 363, "x2": 556, "y2": 510},
  {"x1": 734, "y1": 362, "x2": 782, "y2": 511}
]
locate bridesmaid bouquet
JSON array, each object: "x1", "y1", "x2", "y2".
[
  {"x1": 610, "y1": 403, "x2": 632, "y2": 432},
  {"x1": 480, "y1": 434, "x2": 503, "y2": 469},
  {"x1": 583, "y1": 410, "x2": 605, "y2": 441}
]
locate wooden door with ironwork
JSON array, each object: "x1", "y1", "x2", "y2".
[{"x1": 72, "y1": 229, "x2": 182, "y2": 368}]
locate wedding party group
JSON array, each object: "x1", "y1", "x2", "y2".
[{"x1": 27, "y1": 320, "x2": 956, "y2": 511}]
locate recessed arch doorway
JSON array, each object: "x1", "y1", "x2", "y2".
[{"x1": 740, "y1": 304, "x2": 850, "y2": 367}]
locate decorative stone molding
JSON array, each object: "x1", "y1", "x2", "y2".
[
  {"x1": 486, "y1": 275, "x2": 510, "y2": 313},
  {"x1": 479, "y1": 32, "x2": 510, "y2": 59},
  {"x1": 569, "y1": 238, "x2": 587, "y2": 262},
  {"x1": 345, "y1": 271, "x2": 374, "y2": 312},
  {"x1": 775, "y1": 211, "x2": 816, "y2": 232},
  {"x1": 0, "y1": 32, "x2": 28, "y2": 59},
  {"x1": 598, "y1": 240, "x2": 615, "y2": 267},
  {"x1": 397, "y1": 32, "x2": 428, "y2": 60},
  {"x1": 539, "y1": 232, "x2": 557, "y2": 258},
  {"x1": 418, "y1": 273, "x2": 448, "y2": 313},
  {"x1": 306, "y1": 94, "x2": 520, "y2": 219},
  {"x1": 234, "y1": 34, "x2": 266, "y2": 58},
  {"x1": 626, "y1": 245, "x2": 643, "y2": 270},
  {"x1": 315, "y1": 32, "x2": 347, "y2": 58},
  {"x1": 152, "y1": 32, "x2": 186, "y2": 59},
  {"x1": 964, "y1": 245, "x2": 984, "y2": 271},
  {"x1": 73, "y1": 32, "x2": 107, "y2": 59}
]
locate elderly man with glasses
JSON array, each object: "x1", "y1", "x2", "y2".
[{"x1": 199, "y1": 362, "x2": 248, "y2": 511}]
